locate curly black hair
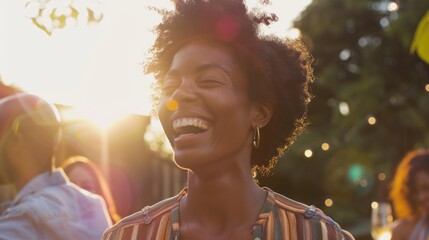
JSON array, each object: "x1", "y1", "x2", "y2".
[{"x1": 145, "y1": 0, "x2": 314, "y2": 176}]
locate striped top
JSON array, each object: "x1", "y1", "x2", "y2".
[
  {"x1": 410, "y1": 215, "x2": 429, "y2": 240},
  {"x1": 103, "y1": 188, "x2": 355, "y2": 240}
]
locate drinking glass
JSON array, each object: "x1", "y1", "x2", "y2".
[{"x1": 371, "y1": 201, "x2": 393, "y2": 240}]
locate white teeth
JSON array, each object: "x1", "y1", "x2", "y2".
[{"x1": 173, "y1": 118, "x2": 209, "y2": 131}]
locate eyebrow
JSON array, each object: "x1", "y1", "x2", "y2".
[
  {"x1": 166, "y1": 63, "x2": 231, "y2": 79},
  {"x1": 195, "y1": 64, "x2": 231, "y2": 77}
]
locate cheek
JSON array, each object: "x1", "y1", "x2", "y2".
[
  {"x1": 157, "y1": 97, "x2": 175, "y2": 142},
  {"x1": 158, "y1": 98, "x2": 169, "y2": 121}
]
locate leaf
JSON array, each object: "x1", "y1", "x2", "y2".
[
  {"x1": 410, "y1": 10, "x2": 429, "y2": 64},
  {"x1": 31, "y1": 18, "x2": 53, "y2": 36}
]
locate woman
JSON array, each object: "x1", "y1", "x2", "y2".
[
  {"x1": 390, "y1": 149, "x2": 429, "y2": 240},
  {"x1": 104, "y1": 0, "x2": 354, "y2": 239},
  {"x1": 61, "y1": 156, "x2": 122, "y2": 224}
]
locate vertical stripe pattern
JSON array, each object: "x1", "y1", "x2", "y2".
[{"x1": 103, "y1": 188, "x2": 355, "y2": 240}]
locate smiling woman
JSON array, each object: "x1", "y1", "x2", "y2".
[{"x1": 102, "y1": 1, "x2": 354, "y2": 240}]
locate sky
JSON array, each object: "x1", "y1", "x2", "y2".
[{"x1": 0, "y1": 0, "x2": 311, "y2": 124}]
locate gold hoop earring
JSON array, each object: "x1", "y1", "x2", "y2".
[{"x1": 253, "y1": 126, "x2": 260, "y2": 149}]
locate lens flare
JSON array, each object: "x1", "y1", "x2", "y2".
[{"x1": 167, "y1": 100, "x2": 178, "y2": 111}]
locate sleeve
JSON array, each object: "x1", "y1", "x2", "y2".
[
  {"x1": 305, "y1": 206, "x2": 355, "y2": 240},
  {"x1": 0, "y1": 207, "x2": 38, "y2": 240}
]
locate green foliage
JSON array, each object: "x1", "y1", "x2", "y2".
[
  {"x1": 410, "y1": 10, "x2": 429, "y2": 64},
  {"x1": 260, "y1": 0, "x2": 429, "y2": 236},
  {"x1": 26, "y1": 0, "x2": 103, "y2": 35}
]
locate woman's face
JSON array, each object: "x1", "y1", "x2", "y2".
[
  {"x1": 412, "y1": 170, "x2": 429, "y2": 214},
  {"x1": 67, "y1": 165, "x2": 100, "y2": 195},
  {"x1": 158, "y1": 40, "x2": 258, "y2": 173}
]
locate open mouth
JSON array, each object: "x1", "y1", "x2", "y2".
[{"x1": 172, "y1": 118, "x2": 210, "y2": 137}]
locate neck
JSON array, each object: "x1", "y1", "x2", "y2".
[
  {"x1": 181, "y1": 169, "x2": 266, "y2": 231},
  {"x1": 14, "y1": 164, "x2": 47, "y2": 192}
]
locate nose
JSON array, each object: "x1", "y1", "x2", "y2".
[{"x1": 170, "y1": 79, "x2": 197, "y2": 104}]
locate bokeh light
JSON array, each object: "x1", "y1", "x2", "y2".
[
  {"x1": 339, "y1": 49, "x2": 351, "y2": 61},
  {"x1": 321, "y1": 143, "x2": 330, "y2": 151},
  {"x1": 425, "y1": 84, "x2": 429, "y2": 92},
  {"x1": 348, "y1": 164, "x2": 364, "y2": 183},
  {"x1": 378, "y1": 172, "x2": 386, "y2": 181},
  {"x1": 359, "y1": 179, "x2": 368, "y2": 187},
  {"x1": 371, "y1": 201, "x2": 378, "y2": 209},
  {"x1": 368, "y1": 116, "x2": 377, "y2": 125},
  {"x1": 339, "y1": 102, "x2": 350, "y2": 116},
  {"x1": 144, "y1": 119, "x2": 173, "y2": 157},
  {"x1": 325, "y1": 198, "x2": 333, "y2": 207},
  {"x1": 304, "y1": 149, "x2": 313, "y2": 158},
  {"x1": 285, "y1": 28, "x2": 301, "y2": 39},
  {"x1": 387, "y1": 1, "x2": 399, "y2": 12}
]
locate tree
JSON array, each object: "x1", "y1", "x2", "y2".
[{"x1": 260, "y1": 0, "x2": 429, "y2": 238}]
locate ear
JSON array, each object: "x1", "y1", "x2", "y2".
[{"x1": 252, "y1": 102, "x2": 273, "y2": 128}]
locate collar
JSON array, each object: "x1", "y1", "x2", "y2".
[
  {"x1": 12, "y1": 169, "x2": 68, "y2": 205},
  {"x1": 170, "y1": 187, "x2": 275, "y2": 240}
]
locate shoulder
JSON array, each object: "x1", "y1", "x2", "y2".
[
  {"x1": 267, "y1": 189, "x2": 355, "y2": 240},
  {"x1": 103, "y1": 191, "x2": 183, "y2": 240},
  {"x1": 15, "y1": 183, "x2": 106, "y2": 220}
]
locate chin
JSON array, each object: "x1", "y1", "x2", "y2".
[
  {"x1": 173, "y1": 151, "x2": 212, "y2": 172},
  {"x1": 173, "y1": 156, "x2": 197, "y2": 171}
]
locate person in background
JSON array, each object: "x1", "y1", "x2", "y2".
[
  {"x1": 61, "y1": 155, "x2": 122, "y2": 224},
  {"x1": 0, "y1": 93, "x2": 112, "y2": 240},
  {"x1": 103, "y1": 0, "x2": 354, "y2": 239},
  {"x1": 390, "y1": 149, "x2": 429, "y2": 240}
]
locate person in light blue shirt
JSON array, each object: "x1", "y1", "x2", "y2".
[{"x1": 0, "y1": 93, "x2": 112, "y2": 240}]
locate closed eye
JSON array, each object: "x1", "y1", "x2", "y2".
[
  {"x1": 197, "y1": 71, "x2": 227, "y2": 88},
  {"x1": 198, "y1": 78, "x2": 224, "y2": 87}
]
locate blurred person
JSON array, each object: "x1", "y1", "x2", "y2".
[
  {"x1": 0, "y1": 81, "x2": 22, "y2": 98},
  {"x1": 61, "y1": 155, "x2": 122, "y2": 223},
  {"x1": 390, "y1": 149, "x2": 429, "y2": 240},
  {"x1": 0, "y1": 82, "x2": 22, "y2": 212},
  {"x1": 103, "y1": 0, "x2": 354, "y2": 239},
  {"x1": 0, "y1": 93, "x2": 112, "y2": 239}
]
